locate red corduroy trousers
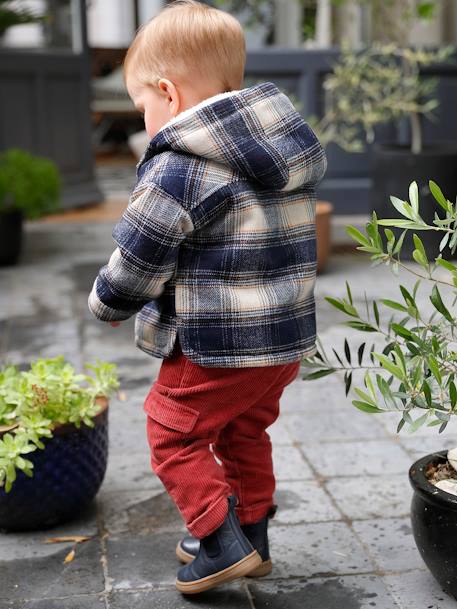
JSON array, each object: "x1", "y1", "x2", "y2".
[{"x1": 143, "y1": 338, "x2": 301, "y2": 539}]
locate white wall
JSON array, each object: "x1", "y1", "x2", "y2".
[
  {"x1": 138, "y1": 0, "x2": 164, "y2": 25},
  {"x1": 87, "y1": 0, "x2": 135, "y2": 48}
]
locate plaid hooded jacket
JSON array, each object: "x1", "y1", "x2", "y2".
[{"x1": 88, "y1": 81, "x2": 327, "y2": 367}]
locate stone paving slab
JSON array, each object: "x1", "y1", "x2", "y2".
[
  {"x1": 351, "y1": 517, "x2": 425, "y2": 572},
  {"x1": 110, "y1": 584, "x2": 253, "y2": 609},
  {"x1": 98, "y1": 489, "x2": 184, "y2": 536},
  {"x1": 299, "y1": 438, "x2": 413, "y2": 477},
  {"x1": 324, "y1": 474, "x2": 412, "y2": 520},
  {"x1": 283, "y1": 408, "x2": 388, "y2": 443},
  {"x1": 273, "y1": 480, "x2": 342, "y2": 524},
  {"x1": 383, "y1": 570, "x2": 456, "y2": 608},
  {"x1": 272, "y1": 445, "x2": 314, "y2": 481},
  {"x1": 247, "y1": 575, "x2": 401, "y2": 609},
  {"x1": 107, "y1": 531, "x2": 180, "y2": 590},
  {"x1": 265, "y1": 522, "x2": 376, "y2": 579},
  {"x1": 0, "y1": 538, "x2": 104, "y2": 601},
  {"x1": 2, "y1": 595, "x2": 106, "y2": 609}
]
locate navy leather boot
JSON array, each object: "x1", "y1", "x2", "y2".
[
  {"x1": 176, "y1": 504, "x2": 275, "y2": 577},
  {"x1": 175, "y1": 495, "x2": 262, "y2": 594}
]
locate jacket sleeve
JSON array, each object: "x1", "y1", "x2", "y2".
[{"x1": 88, "y1": 184, "x2": 194, "y2": 322}]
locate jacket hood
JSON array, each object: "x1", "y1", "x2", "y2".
[{"x1": 138, "y1": 81, "x2": 326, "y2": 191}]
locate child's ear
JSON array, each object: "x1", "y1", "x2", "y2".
[{"x1": 158, "y1": 78, "x2": 180, "y2": 118}]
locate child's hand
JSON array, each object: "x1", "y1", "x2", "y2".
[{"x1": 109, "y1": 321, "x2": 121, "y2": 328}]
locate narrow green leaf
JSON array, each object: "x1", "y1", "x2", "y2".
[
  {"x1": 357, "y1": 342, "x2": 365, "y2": 366},
  {"x1": 345, "y1": 321, "x2": 378, "y2": 332},
  {"x1": 428, "y1": 355, "x2": 442, "y2": 386},
  {"x1": 344, "y1": 338, "x2": 351, "y2": 365},
  {"x1": 346, "y1": 225, "x2": 371, "y2": 247},
  {"x1": 346, "y1": 281, "x2": 353, "y2": 306},
  {"x1": 381, "y1": 299, "x2": 408, "y2": 313},
  {"x1": 390, "y1": 323, "x2": 413, "y2": 340},
  {"x1": 429, "y1": 180, "x2": 449, "y2": 211},
  {"x1": 377, "y1": 220, "x2": 429, "y2": 230},
  {"x1": 439, "y1": 232, "x2": 450, "y2": 252},
  {"x1": 352, "y1": 400, "x2": 384, "y2": 414},
  {"x1": 390, "y1": 196, "x2": 416, "y2": 220},
  {"x1": 373, "y1": 353, "x2": 404, "y2": 380},
  {"x1": 302, "y1": 369, "x2": 336, "y2": 381},
  {"x1": 436, "y1": 258, "x2": 457, "y2": 272},
  {"x1": 325, "y1": 297, "x2": 358, "y2": 318},
  {"x1": 409, "y1": 181, "x2": 419, "y2": 215},
  {"x1": 344, "y1": 371, "x2": 352, "y2": 397},
  {"x1": 332, "y1": 348, "x2": 344, "y2": 367},
  {"x1": 393, "y1": 229, "x2": 407, "y2": 256},
  {"x1": 409, "y1": 412, "x2": 429, "y2": 433},
  {"x1": 450, "y1": 381, "x2": 457, "y2": 409},
  {"x1": 430, "y1": 285, "x2": 453, "y2": 323},
  {"x1": 373, "y1": 301, "x2": 380, "y2": 327}
]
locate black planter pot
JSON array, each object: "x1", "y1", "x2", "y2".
[
  {"x1": 0, "y1": 210, "x2": 23, "y2": 266},
  {"x1": 0, "y1": 400, "x2": 109, "y2": 531},
  {"x1": 409, "y1": 450, "x2": 457, "y2": 598},
  {"x1": 372, "y1": 145, "x2": 457, "y2": 260}
]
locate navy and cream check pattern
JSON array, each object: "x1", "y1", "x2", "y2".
[{"x1": 88, "y1": 81, "x2": 327, "y2": 367}]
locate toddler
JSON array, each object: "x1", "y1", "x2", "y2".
[{"x1": 88, "y1": 0, "x2": 327, "y2": 595}]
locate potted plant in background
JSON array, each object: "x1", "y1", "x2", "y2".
[
  {"x1": 0, "y1": 148, "x2": 60, "y2": 266},
  {"x1": 0, "y1": 356, "x2": 119, "y2": 531},
  {"x1": 312, "y1": 43, "x2": 456, "y2": 258},
  {"x1": 0, "y1": 0, "x2": 42, "y2": 40},
  {"x1": 301, "y1": 179, "x2": 457, "y2": 597}
]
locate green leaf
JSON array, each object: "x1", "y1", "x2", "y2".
[
  {"x1": 373, "y1": 301, "x2": 380, "y2": 327},
  {"x1": 344, "y1": 371, "x2": 352, "y2": 397},
  {"x1": 373, "y1": 353, "x2": 404, "y2": 380},
  {"x1": 412, "y1": 234, "x2": 428, "y2": 268},
  {"x1": 409, "y1": 181, "x2": 419, "y2": 215},
  {"x1": 302, "y1": 369, "x2": 335, "y2": 381},
  {"x1": 436, "y1": 258, "x2": 457, "y2": 272},
  {"x1": 381, "y1": 299, "x2": 408, "y2": 313},
  {"x1": 325, "y1": 297, "x2": 358, "y2": 318},
  {"x1": 346, "y1": 225, "x2": 370, "y2": 247},
  {"x1": 393, "y1": 229, "x2": 407, "y2": 256},
  {"x1": 390, "y1": 323, "x2": 413, "y2": 340},
  {"x1": 390, "y1": 196, "x2": 416, "y2": 220},
  {"x1": 428, "y1": 355, "x2": 442, "y2": 386},
  {"x1": 352, "y1": 400, "x2": 384, "y2": 414},
  {"x1": 377, "y1": 220, "x2": 429, "y2": 230},
  {"x1": 332, "y1": 348, "x2": 344, "y2": 366},
  {"x1": 439, "y1": 232, "x2": 450, "y2": 252},
  {"x1": 450, "y1": 381, "x2": 457, "y2": 409},
  {"x1": 357, "y1": 342, "x2": 365, "y2": 366},
  {"x1": 345, "y1": 321, "x2": 378, "y2": 332},
  {"x1": 409, "y1": 412, "x2": 429, "y2": 433},
  {"x1": 430, "y1": 284, "x2": 453, "y2": 323},
  {"x1": 345, "y1": 281, "x2": 353, "y2": 306},
  {"x1": 344, "y1": 338, "x2": 351, "y2": 364},
  {"x1": 429, "y1": 180, "x2": 449, "y2": 211}
]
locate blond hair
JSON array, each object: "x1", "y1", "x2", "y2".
[{"x1": 124, "y1": 0, "x2": 246, "y2": 93}]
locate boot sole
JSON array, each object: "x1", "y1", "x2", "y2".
[
  {"x1": 176, "y1": 542, "x2": 272, "y2": 577},
  {"x1": 175, "y1": 549, "x2": 262, "y2": 594}
]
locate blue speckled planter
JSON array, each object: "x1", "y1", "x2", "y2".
[
  {"x1": 409, "y1": 450, "x2": 457, "y2": 599},
  {"x1": 0, "y1": 400, "x2": 109, "y2": 531}
]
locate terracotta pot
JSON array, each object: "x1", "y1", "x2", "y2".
[{"x1": 316, "y1": 201, "x2": 333, "y2": 274}]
